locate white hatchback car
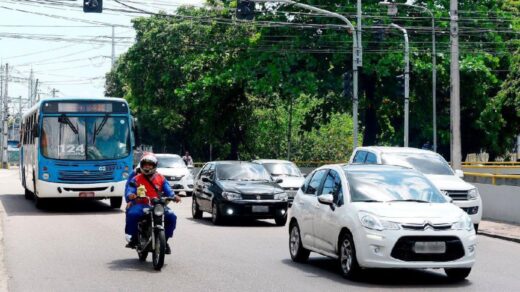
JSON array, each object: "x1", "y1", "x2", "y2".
[
  {"x1": 155, "y1": 154, "x2": 194, "y2": 196},
  {"x1": 289, "y1": 164, "x2": 476, "y2": 280},
  {"x1": 349, "y1": 147, "x2": 482, "y2": 231},
  {"x1": 253, "y1": 159, "x2": 305, "y2": 203}
]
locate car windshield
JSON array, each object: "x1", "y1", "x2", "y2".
[
  {"x1": 157, "y1": 156, "x2": 185, "y2": 168},
  {"x1": 262, "y1": 162, "x2": 302, "y2": 177},
  {"x1": 381, "y1": 153, "x2": 454, "y2": 175},
  {"x1": 217, "y1": 163, "x2": 273, "y2": 181},
  {"x1": 345, "y1": 168, "x2": 447, "y2": 203},
  {"x1": 41, "y1": 116, "x2": 130, "y2": 161}
]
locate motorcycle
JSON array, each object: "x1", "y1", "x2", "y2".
[{"x1": 134, "y1": 193, "x2": 174, "y2": 271}]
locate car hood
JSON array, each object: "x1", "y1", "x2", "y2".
[
  {"x1": 355, "y1": 202, "x2": 465, "y2": 223},
  {"x1": 157, "y1": 167, "x2": 190, "y2": 177},
  {"x1": 277, "y1": 176, "x2": 305, "y2": 188},
  {"x1": 424, "y1": 174, "x2": 475, "y2": 191},
  {"x1": 218, "y1": 180, "x2": 283, "y2": 194}
]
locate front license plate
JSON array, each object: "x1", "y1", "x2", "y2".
[
  {"x1": 252, "y1": 205, "x2": 269, "y2": 213},
  {"x1": 413, "y1": 241, "x2": 446, "y2": 254},
  {"x1": 79, "y1": 192, "x2": 95, "y2": 198}
]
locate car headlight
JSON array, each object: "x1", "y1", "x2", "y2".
[
  {"x1": 154, "y1": 204, "x2": 165, "y2": 216},
  {"x1": 222, "y1": 191, "x2": 242, "y2": 201},
  {"x1": 358, "y1": 212, "x2": 400, "y2": 231},
  {"x1": 468, "y1": 188, "x2": 479, "y2": 200},
  {"x1": 452, "y1": 214, "x2": 473, "y2": 231},
  {"x1": 122, "y1": 172, "x2": 129, "y2": 179},
  {"x1": 274, "y1": 191, "x2": 288, "y2": 201}
]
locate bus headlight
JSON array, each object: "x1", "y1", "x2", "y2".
[
  {"x1": 122, "y1": 172, "x2": 129, "y2": 179},
  {"x1": 42, "y1": 173, "x2": 50, "y2": 180}
]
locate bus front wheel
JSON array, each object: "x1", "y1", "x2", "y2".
[{"x1": 24, "y1": 188, "x2": 33, "y2": 200}]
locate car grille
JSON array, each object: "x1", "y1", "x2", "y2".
[
  {"x1": 400, "y1": 223, "x2": 453, "y2": 231},
  {"x1": 391, "y1": 236, "x2": 465, "y2": 262},
  {"x1": 443, "y1": 190, "x2": 469, "y2": 200},
  {"x1": 241, "y1": 194, "x2": 275, "y2": 200},
  {"x1": 58, "y1": 170, "x2": 114, "y2": 183}
]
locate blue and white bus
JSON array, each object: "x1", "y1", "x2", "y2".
[{"x1": 20, "y1": 97, "x2": 134, "y2": 208}]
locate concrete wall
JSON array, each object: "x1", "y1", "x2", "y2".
[{"x1": 474, "y1": 183, "x2": 520, "y2": 224}]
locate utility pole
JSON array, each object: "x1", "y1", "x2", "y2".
[
  {"x1": 51, "y1": 88, "x2": 58, "y2": 98},
  {"x1": 28, "y1": 69, "x2": 34, "y2": 106},
  {"x1": 450, "y1": 0, "x2": 461, "y2": 169},
  {"x1": 353, "y1": 0, "x2": 362, "y2": 149},
  {"x1": 1, "y1": 64, "x2": 9, "y2": 168},
  {"x1": 111, "y1": 25, "x2": 116, "y2": 67},
  {"x1": 287, "y1": 95, "x2": 293, "y2": 160},
  {"x1": 34, "y1": 79, "x2": 39, "y2": 104},
  {"x1": 0, "y1": 64, "x2": 3, "y2": 166},
  {"x1": 388, "y1": 24, "x2": 409, "y2": 147}
]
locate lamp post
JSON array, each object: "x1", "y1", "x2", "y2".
[
  {"x1": 387, "y1": 23, "x2": 410, "y2": 147},
  {"x1": 248, "y1": 0, "x2": 361, "y2": 148},
  {"x1": 380, "y1": 1, "x2": 437, "y2": 151}
]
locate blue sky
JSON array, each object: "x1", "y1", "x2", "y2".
[{"x1": 0, "y1": 0, "x2": 203, "y2": 106}]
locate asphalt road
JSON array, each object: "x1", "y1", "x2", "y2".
[{"x1": 1, "y1": 168, "x2": 520, "y2": 292}]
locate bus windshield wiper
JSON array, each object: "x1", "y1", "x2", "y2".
[
  {"x1": 93, "y1": 114, "x2": 109, "y2": 143},
  {"x1": 58, "y1": 114, "x2": 78, "y2": 134},
  {"x1": 387, "y1": 199, "x2": 430, "y2": 203}
]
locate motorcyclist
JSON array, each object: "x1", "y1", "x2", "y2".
[{"x1": 124, "y1": 153, "x2": 181, "y2": 254}]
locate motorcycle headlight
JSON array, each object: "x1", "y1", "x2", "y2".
[
  {"x1": 274, "y1": 191, "x2": 288, "y2": 201},
  {"x1": 468, "y1": 188, "x2": 479, "y2": 200},
  {"x1": 358, "y1": 212, "x2": 400, "y2": 231},
  {"x1": 154, "y1": 204, "x2": 165, "y2": 216},
  {"x1": 452, "y1": 214, "x2": 473, "y2": 231},
  {"x1": 222, "y1": 191, "x2": 242, "y2": 201}
]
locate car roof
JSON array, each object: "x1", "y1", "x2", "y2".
[
  {"x1": 315, "y1": 163, "x2": 411, "y2": 173},
  {"x1": 155, "y1": 154, "x2": 181, "y2": 158},
  {"x1": 253, "y1": 159, "x2": 295, "y2": 164},
  {"x1": 355, "y1": 146, "x2": 437, "y2": 155},
  {"x1": 210, "y1": 161, "x2": 256, "y2": 165}
]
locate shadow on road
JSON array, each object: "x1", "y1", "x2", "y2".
[
  {"x1": 186, "y1": 216, "x2": 284, "y2": 228},
  {"x1": 281, "y1": 258, "x2": 472, "y2": 288},
  {"x1": 0, "y1": 193, "x2": 123, "y2": 216},
  {"x1": 106, "y1": 258, "x2": 165, "y2": 273}
]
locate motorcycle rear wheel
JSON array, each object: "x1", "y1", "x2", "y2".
[{"x1": 152, "y1": 230, "x2": 166, "y2": 271}]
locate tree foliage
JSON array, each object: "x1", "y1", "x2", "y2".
[{"x1": 107, "y1": 1, "x2": 519, "y2": 161}]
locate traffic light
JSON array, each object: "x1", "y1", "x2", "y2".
[
  {"x1": 343, "y1": 71, "x2": 353, "y2": 99},
  {"x1": 83, "y1": 0, "x2": 102, "y2": 13},
  {"x1": 236, "y1": 0, "x2": 255, "y2": 20},
  {"x1": 395, "y1": 74, "x2": 404, "y2": 97}
]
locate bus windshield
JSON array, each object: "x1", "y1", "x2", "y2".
[{"x1": 41, "y1": 116, "x2": 131, "y2": 160}]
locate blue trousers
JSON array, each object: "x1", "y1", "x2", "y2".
[{"x1": 125, "y1": 204, "x2": 177, "y2": 239}]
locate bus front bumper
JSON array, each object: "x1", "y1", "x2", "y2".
[{"x1": 35, "y1": 180, "x2": 126, "y2": 199}]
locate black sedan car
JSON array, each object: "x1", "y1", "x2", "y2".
[{"x1": 192, "y1": 161, "x2": 289, "y2": 225}]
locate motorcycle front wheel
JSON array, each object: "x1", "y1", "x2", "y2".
[{"x1": 152, "y1": 230, "x2": 166, "y2": 271}]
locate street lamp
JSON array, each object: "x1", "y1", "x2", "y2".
[
  {"x1": 386, "y1": 23, "x2": 410, "y2": 147},
  {"x1": 380, "y1": 0, "x2": 437, "y2": 151},
  {"x1": 243, "y1": 0, "x2": 361, "y2": 149}
]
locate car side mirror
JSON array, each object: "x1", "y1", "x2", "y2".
[
  {"x1": 318, "y1": 193, "x2": 335, "y2": 211},
  {"x1": 202, "y1": 177, "x2": 211, "y2": 183},
  {"x1": 275, "y1": 178, "x2": 283, "y2": 184},
  {"x1": 455, "y1": 169, "x2": 464, "y2": 178},
  {"x1": 302, "y1": 173, "x2": 307, "y2": 178}
]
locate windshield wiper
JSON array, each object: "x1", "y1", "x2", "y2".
[
  {"x1": 356, "y1": 200, "x2": 382, "y2": 203},
  {"x1": 93, "y1": 114, "x2": 109, "y2": 143},
  {"x1": 58, "y1": 114, "x2": 78, "y2": 134},
  {"x1": 387, "y1": 199, "x2": 430, "y2": 203}
]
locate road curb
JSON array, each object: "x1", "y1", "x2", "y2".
[{"x1": 478, "y1": 231, "x2": 520, "y2": 244}]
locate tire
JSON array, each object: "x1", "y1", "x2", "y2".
[
  {"x1": 289, "y1": 223, "x2": 310, "y2": 262},
  {"x1": 338, "y1": 232, "x2": 361, "y2": 279},
  {"x1": 34, "y1": 195, "x2": 46, "y2": 209},
  {"x1": 152, "y1": 230, "x2": 166, "y2": 271},
  {"x1": 474, "y1": 224, "x2": 479, "y2": 233},
  {"x1": 211, "y1": 202, "x2": 222, "y2": 225},
  {"x1": 445, "y1": 268, "x2": 471, "y2": 281},
  {"x1": 275, "y1": 214, "x2": 288, "y2": 226},
  {"x1": 110, "y1": 197, "x2": 123, "y2": 209},
  {"x1": 192, "y1": 198, "x2": 203, "y2": 219},
  {"x1": 24, "y1": 188, "x2": 33, "y2": 200},
  {"x1": 186, "y1": 191, "x2": 193, "y2": 197}
]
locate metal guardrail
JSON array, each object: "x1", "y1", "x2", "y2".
[{"x1": 464, "y1": 172, "x2": 520, "y2": 186}]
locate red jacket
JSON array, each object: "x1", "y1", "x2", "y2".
[{"x1": 129, "y1": 173, "x2": 173, "y2": 205}]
